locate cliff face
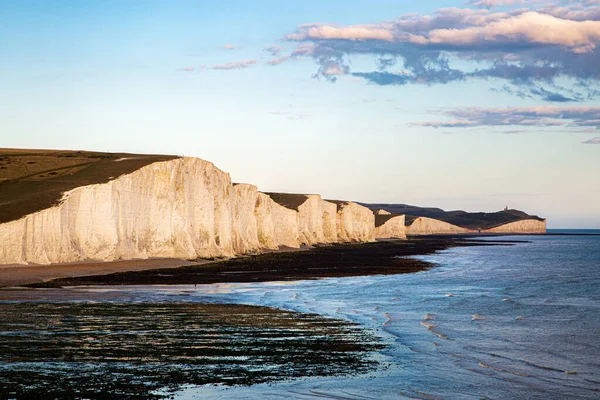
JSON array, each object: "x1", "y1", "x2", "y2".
[
  {"x1": 335, "y1": 202, "x2": 376, "y2": 243},
  {"x1": 231, "y1": 184, "x2": 261, "y2": 254},
  {"x1": 296, "y1": 195, "x2": 339, "y2": 245},
  {"x1": 375, "y1": 215, "x2": 407, "y2": 239},
  {"x1": 363, "y1": 203, "x2": 545, "y2": 231},
  {"x1": 0, "y1": 158, "x2": 239, "y2": 264},
  {"x1": 484, "y1": 219, "x2": 546, "y2": 234},
  {"x1": 0, "y1": 154, "x2": 547, "y2": 265},
  {"x1": 254, "y1": 192, "x2": 300, "y2": 249},
  {"x1": 0, "y1": 157, "x2": 384, "y2": 265},
  {"x1": 406, "y1": 217, "x2": 469, "y2": 235}
]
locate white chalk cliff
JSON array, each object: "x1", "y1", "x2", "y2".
[
  {"x1": 406, "y1": 217, "x2": 469, "y2": 235},
  {"x1": 0, "y1": 157, "x2": 379, "y2": 265},
  {"x1": 375, "y1": 214, "x2": 407, "y2": 239},
  {"x1": 484, "y1": 219, "x2": 546, "y2": 234},
  {"x1": 0, "y1": 155, "x2": 548, "y2": 265},
  {"x1": 334, "y1": 202, "x2": 376, "y2": 243},
  {"x1": 296, "y1": 195, "x2": 338, "y2": 245},
  {"x1": 254, "y1": 192, "x2": 300, "y2": 249}
]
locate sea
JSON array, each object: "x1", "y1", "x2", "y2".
[{"x1": 1, "y1": 231, "x2": 599, "y2": 399}]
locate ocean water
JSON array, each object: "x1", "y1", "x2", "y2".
[
  {"x1": 2, "y1": 233, "x2": 599, "y2": 399},
  {"x1": 173, "y1": 233, "x2": 600, "y2": 399}
]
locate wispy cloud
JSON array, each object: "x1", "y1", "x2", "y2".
[
  {"x1": 209, "y1": 59, "x2": 257, "y2": 70},
  {"x1": 269, "y1": 111, "x2": 312, "y2": 120},
  {"x1": 582, "y1": 136, "x2": 600, "y2": 144},
  {"x1": 413, "y1": 106, "x2": 600, "y2": 130},
  {"x1": 266, "y1": 44, "x2": 314, "y2": 66},
  {"x1": 178, "y1": 66, "x2": 196, "y2": 72},
  {"x1": 343, "y1": 76, "x2": 364, "y2": 83},
  {"x1": 222, "y1": 44, "x2": 236, "y2": 50},
  {"x1": 274, "y1": 2, "x2": 600, "y2": 101},
  {"x1": 267, "y1": 56, "x2": 291, "y2": 66},
  {"x1": 468, "y1": 0, "x2": 527, "y2": 9},
  {"x1": 263, "y1": 44, "x2": 283, "y2": 56}
]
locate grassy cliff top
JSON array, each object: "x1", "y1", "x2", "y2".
[
  {"x1": 363, "y1": 203, "x2": 545, "y2": 230},
  {"x1": 0, "y1": 149, "x2": 179, "y2": 223},
  {"x1": 324, "y1": 200, "x2": 350, "y2": 212},
  {"x1": 374, "y1": 213, "x2": 403, "y2": 228}
]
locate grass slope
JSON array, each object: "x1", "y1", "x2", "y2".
[{"x1": 0, "y1": 148, "x2": 178, "y2": 223}]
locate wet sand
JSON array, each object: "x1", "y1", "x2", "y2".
[
  {"x1": 0, "y1": 302, "x2": 382, "y2": 398},
  {"x1": 23, "y1": 238, "x2": 520, "y2": 289}
]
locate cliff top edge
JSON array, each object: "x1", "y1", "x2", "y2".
[{"x1": 0, "y1": 148, "x2": 179, "y2": 224}]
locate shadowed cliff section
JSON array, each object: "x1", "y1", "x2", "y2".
[
  {"x1": 326, "y1": 200, "x2": 350, "y2": 212},
  {"x1": 263, "y1": 192, "x2": 309, "y2": 211},
  {"x1": 375, "y1": 213, "x2": 397, "y2": 228},
  {"x1": 0, "y1": 149, "x2": 179, "y2": 224},
  {"x1": 363, "y1": 203, "x2": 545, "y2": 230}
]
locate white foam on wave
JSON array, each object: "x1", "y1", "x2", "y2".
[
  {"x1": 423, "y1": 313, "x2": 436, "y2": 321},
  {"x1": 420, "y1": 320, "x2": 448, "y2": 340}
]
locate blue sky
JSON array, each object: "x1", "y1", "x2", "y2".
[{"x1": 1, "y1": 0, "x2": 599, "y2": 228}]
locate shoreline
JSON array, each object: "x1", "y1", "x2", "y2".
[
  {"x1": 18, "y1": 237, "x2": 521, "y2": 289},
  {"x1": 0, "y1": 245, "x2": 313, "y2": 289}
]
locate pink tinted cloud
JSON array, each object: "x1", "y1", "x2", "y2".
[
  {"x1": 278, "y1": 3, "x2": 600, "y2": 99},
  {"x1": 267, "y1": 56, "x2": 291, "y2": 66},
  {"x1": 287, "y1": 24, "x2": 395, "y2": 42},
  {"x1": 419, "y1": 12, "x2": 600, "y2": 52},
  {"x1": 413, "y1": 106, "x2": 600, "y2": 129},
  {"x1": 288, "y1": 12, "x2": 600, "y2": 53},
  {"x1": 469, "y1": 0, "x2": 525, "y2": 8},
  {"x1": 263, "y1": 44, "x2": 283, "y2": 56},
  {"x1": 210, "y1": 59, "x2": 257, "y2": 70}
]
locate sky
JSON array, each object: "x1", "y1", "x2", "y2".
[{"x1": 1, "y1": 0, "x2": 599, "y2": 228}]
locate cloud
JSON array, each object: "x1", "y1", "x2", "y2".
[
  {"x1": 343, "y1": 76, "x2": 365, "y2": 82},
  {"x1": 541, "y1": 1, "x2": 600, "y2": 22},
  {"x1": 277, "y1": 3, "x2": 600, "y2": 101},
  {"x1": 286, "y1": 24, "x2": 395, "y2": 42},
  {"x1": 265, "y1": 43, "x2": 315, "y2": 67},
  {"x1": 178, "y1": 66, "x2": 196, "y2": 72},
  {"x1": 209, "y1": 59, "x2": 257, "y2": 70},
  {"x1": 286, "y1": 11, "x2": 600, "y2": 52},
  {"x1": 498, "y1": 129, "x2": 527, "y2": 134},
  {"x1": 412, "y1": 106, "x2": 600, "y2": 129},
  {"x1": 263, "y1": 44, "x2": 283, "y2": 56},
  {"x1": 582, "y1": 136, "x2": 600, "y2": 144},
  {"x1": 223, "y1": 44, "x2": 236, "y2": 50},
  {"x1": 317, "y1": 60, "x2": 350, "y2": 80},
  {"x1": 468, "y1": 0, "x2": 526, "y2": 9},
  {"x1": 267, "y1": 56, "x2": 290, "y2": 66},
  {"x1": 352, "y1": 71, "x2": 411, "y2": 85},
  {"x1": 269, "y1": 111, "x2": 312, "y2": 120}
]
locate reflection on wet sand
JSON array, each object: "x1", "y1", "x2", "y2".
[{"x1": 0, "y1": 302, "x2": 383, "y2": 399}]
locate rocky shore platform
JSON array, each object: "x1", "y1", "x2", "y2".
[{"x1": 25, "y1": 237, "x2": 522, "y2": 288}]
